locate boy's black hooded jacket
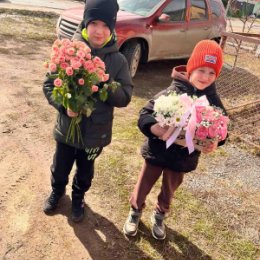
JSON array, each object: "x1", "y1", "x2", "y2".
[{"x1": 138, "y1": 66, "x2": 227, "y2": 173}]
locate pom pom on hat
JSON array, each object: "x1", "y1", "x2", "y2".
[
  {"x1": 83, "y1": 0, "x2": 119, "y2": 33},
  {"x1": 187, "y1": 40, "x2": 223, "y2": 78}
]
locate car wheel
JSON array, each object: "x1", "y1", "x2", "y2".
[{"x1": 121, "y1": 42, "x2": 142, "y2": 78}]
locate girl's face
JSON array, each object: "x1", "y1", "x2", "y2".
[
  {"x1": 189, "y1": 67, "x2": 217, "y2": 90},
  {"x1": 87, "y1": 20, "x2": 111, "y2": 48}
]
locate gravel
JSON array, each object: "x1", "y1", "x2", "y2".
[{"x1": 184, "y1": 143, "x2": 260, "y2": 245}]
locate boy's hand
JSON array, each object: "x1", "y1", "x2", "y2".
[
  {"x1": 67, "y1": 108, "x2": 78, "y2": 117},
  {"x1": 201, "y1": 140, "x2": 218, "y2": 154}
]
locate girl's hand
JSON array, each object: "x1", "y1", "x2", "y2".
[
  {"x1": 67, "y1": 108, "x2": 78, "y2": 118},
  {"x1": 201, "y1": 140, "x2": 218, "y2": 154},
  {"x1": 151, "y1": 124, "x2": 175, "y2": 141},
  {"x1": 151, "y1": 123, "x2": 168, "y2": 138}
]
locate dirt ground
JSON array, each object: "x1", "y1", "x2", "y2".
[{"x1": 0, "y1": 11, "x2": 259, "y2": 260}]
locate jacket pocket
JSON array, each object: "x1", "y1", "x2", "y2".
[{"x1": 90, "y1": 111, "x2": 113, "y2": 125}]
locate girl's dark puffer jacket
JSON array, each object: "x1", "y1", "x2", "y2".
[{"x1": 138, "y1": 73, "x2": 227, "y2": 173}]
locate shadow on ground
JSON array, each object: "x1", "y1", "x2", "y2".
[{"x1": 54, "y1": 196, "x2": 212, "y2": 260}]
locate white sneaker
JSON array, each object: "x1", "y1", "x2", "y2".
[{"x1": 123, "y1": 207, "x2": 142, "y2": 237}]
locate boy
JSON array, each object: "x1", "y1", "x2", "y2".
[
  {"x1": 43, "y1": 0, "x2": 133, "y2": 222},
  {"x1": 123, "y1": 40, "x2": 227, "y2": 240}
]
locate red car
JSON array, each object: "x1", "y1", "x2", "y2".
[{"x1": 57, "y1": 0, "x2": 227, "y2": 77}]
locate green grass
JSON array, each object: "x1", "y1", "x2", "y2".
[{"x1": 0, "y1": 10, "x2": 57, "y2": 45}]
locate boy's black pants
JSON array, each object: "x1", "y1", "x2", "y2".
[{"x1": 50, "y1": 141, "x2": 102, "y2": 198}]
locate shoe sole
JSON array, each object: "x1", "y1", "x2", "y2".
[
  {"x1": 123, "y1": 225, "x2": 138, "y2": 237},
  {"x1": 151, "y1": 229, "x2": 166, "y2": 240},
  {"x1": 71, "y1": 213, "x2": 84, "y2": 223},
  {"x1": 43, "y1": 203, "x2": 58, "y2": 215},
  {"x1": 43, "y1": 208, "x2": 56, "y2": 215}
]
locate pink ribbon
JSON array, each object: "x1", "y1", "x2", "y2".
[{"x1": 166, "y1": 95, "x2": 210, "y2": 154}]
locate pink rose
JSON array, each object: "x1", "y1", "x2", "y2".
[
  {"x1": 204, "y1": 109, "x2": 216, "y2": 122},
  {"x1": 59, "y1": 55, "x2": 66, "y2": 63},
  {"x1": 84, "y1": 60, "x2": 95, "y2": 73},
  {"x1": 53, "y1": 39, "x2": 62, "y2": 46},
  {"x1": 97, "y1": 69, "x2": 105, "y2": 81},
  {"x1": 60, "y1": 46, "x2": 66, "y2": 54},
  {"x1": 93, "y1": 56, "x2": 105, "y2": 69},
  {"x1": 91, "y1": 85, "x2": 99, "y2": 92},
  {"x1": 51, "y1": 48, "x2": 60, "y2": 56},
  {"x1": 83, "y1": 46, "x2": 91, "y2": 54},
  {"x1": 85, "y1": 53, "x2": 91, "y2": 60},
  {"x1": 51, "y1": 56, "x2": 60, "y2": 65},
  {"x1": 66, "y1": 47, "x2": 75, "y2": 56},
  {"x1": 196, "y1": 106, "x2": 206, "y2": 123},
  {"x1": 65, "y1": 55, "x2": 71, "y2": 61},
  {"x1": 79, "y1": 58, "x2": 85, "y2": 65},
  {"x1": 49, "y1": 63, "x2": 57, "y2": 72},
  {"x1": 66, "y1": 66, "x2": 73, "y2": 76},
  {"x1": 76, "y1": 50, "x2": 86, "y2": 58},
  {"x1": 54, "y1": 78, "x2": 63, "y2": 87},
  {"x1": 102, "y1": 73, "x2": 109, "y2": 82},
  {"x1": 208, "y1": 124, "x2": 218, "y2": 139},
  {"x1": 218, "y1": 126, "x2": 228, "y2": 140},
  {"x1": 61, "y1": 38, "x2": 71, "y2": 47},
  {"x1": 195, "y1": 126, "x2": 208, "y2": 141},
  {"x1": 70, "y1": 58, "x2": 81, "y2": 70},
  {"x1": 60, "y1": 62, "x2": 69, "y2": 70},
  {"x1": 78, "y1": 78, "x2": 84, "y2": 85}
]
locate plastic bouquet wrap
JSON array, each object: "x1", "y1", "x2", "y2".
[
  {"x1": 44, "y1": 39, "x2": 119, "y2": 144},
  {"x1": 153, "y1": 92, "x2": 229, "y2": 154}
]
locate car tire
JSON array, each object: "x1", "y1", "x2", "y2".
[{"x1": 121, "y1": 42, "x2": 142, "y2": 78}]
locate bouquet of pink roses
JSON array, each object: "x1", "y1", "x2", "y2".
[
  {"x1": 44, "y1": 38, "x2": 119, "y2": 144},
  {"x1": 168, "y1": 99, "x2": 229, "y2": 153},
  {"x1": 193, "y1": 105, "x2": 229, "y2": 144}
]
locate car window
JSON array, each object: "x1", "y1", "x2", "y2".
[
  {"x1": 118, "y1": 0, "x2": 163, "y2": 16},
  {"x1": 190, "y1": 0, "x2": 208, "y2": 21},
  {"x1": 162, "y1": 0, "x2": 186, "y2": 22},
  {"x1": 209, "y1": 0, "x2": 221, "y2": 18}
]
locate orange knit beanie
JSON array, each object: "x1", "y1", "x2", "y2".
[{"x1": 187, "y1": 40, "x2": 223, "y2": 78}]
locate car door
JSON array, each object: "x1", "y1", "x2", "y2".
[
  {"x1": 185, "y1": 0, "x2": 211, "y2": 55},
  {"x1": 149, "y1": 0, "x2": 188, "y2": 60}
]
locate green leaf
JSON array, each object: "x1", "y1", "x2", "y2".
[{"x1": 99, "y1": 88, "x2": 108, "y2": 102}]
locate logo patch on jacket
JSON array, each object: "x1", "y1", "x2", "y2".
[{"x1": 205, "y1": 55, "x2": 217, "y2": 64}]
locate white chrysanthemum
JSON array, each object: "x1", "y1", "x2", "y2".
[{"x1": 154, "y1": 92, "x2": 186, "y2": 127}]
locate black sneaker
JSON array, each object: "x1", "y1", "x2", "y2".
[
  {"x1": 71, "y1": 195, "x2": 85, "y2": 223},
  {"x1": 43, "y1": 191, "x2": 63, "y2": 214},
  {"x1": 123, "y1": 207, "x2": 142, "y2": 237},
  {"x1": 151, "y1": 211, "x2": 166, "y2": 240}
]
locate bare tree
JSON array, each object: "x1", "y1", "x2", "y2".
[{"x1": 225, "y1": 0, "x2": 259, "y2": 67}]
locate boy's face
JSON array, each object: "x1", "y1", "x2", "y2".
[
  {"x1": 189, "y1": 67, "x2": 217, "y2": 90},
  {"x1": 87, "y1": 20, "x2": 111, "y2": 48}
]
